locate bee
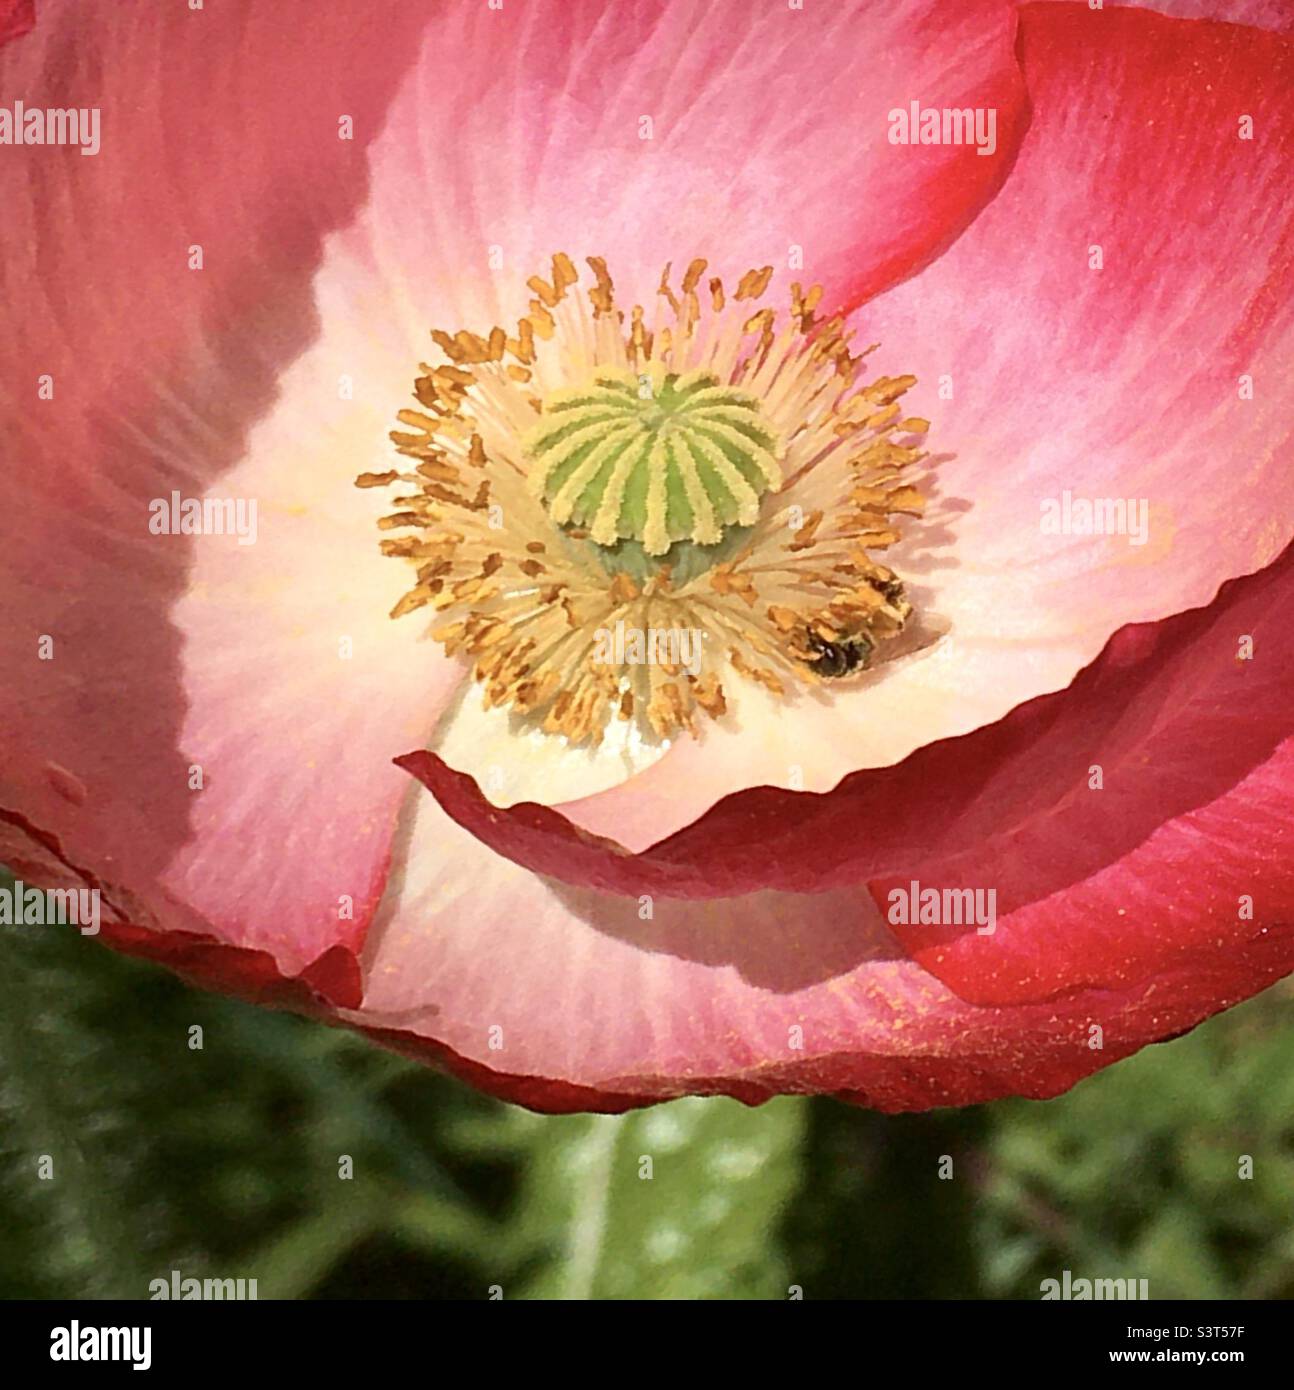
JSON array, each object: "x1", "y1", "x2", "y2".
[
  {"x1": 801, "y1": 575, "x2": 909, "y2": 679},
  {"x1": 804, "y1": 629, "x2": 875, "y2": 678}
]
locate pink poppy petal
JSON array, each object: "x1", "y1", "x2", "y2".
[
  {"x1": 351, "y1": 930, "x2": 1293, "y2": 1112},
  {"x1": 361, "y1": 536, "x2": 1294, "y2": 1103},
  {"x1": 3, "y1": 0, "x2": 1028, "y2": 970},
  {"x1": 361, "y1": 0, "x2": 1026, "y2": 331},
  {"x1": 0, "y1": 0, "x2": 439, "y2": 970},
  {"x1": 534, "y1": 0, "x2": 1294, "y2": 851}
]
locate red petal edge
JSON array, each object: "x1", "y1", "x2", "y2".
[{"x1": 0, "y1": 812, "x2": 362, "y2": 1011}]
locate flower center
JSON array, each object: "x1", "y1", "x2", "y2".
[
  {"x1": 361, "y1": 254, "x2": 930, "y2": 746},
  {"x1": 527, "y1": 365, "x2": 780, "y2": 555}
]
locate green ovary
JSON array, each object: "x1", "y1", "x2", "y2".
[{"x1": 525, "y1": 368, "x2": 782, "y2": 556}]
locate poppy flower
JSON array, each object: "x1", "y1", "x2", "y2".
[{"x1": 2, "y1": 0, "x2": 1292, "y2": 1113}]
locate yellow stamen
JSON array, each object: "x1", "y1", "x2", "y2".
[{"x1": 362, "y1": 252, "x2": 931, "y2": 746}]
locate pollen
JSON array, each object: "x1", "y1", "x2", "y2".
[{"x1": 363, "y1": 253, "x2": 931, "y2": 747}]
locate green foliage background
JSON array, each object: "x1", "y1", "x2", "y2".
[{"x1": 2, "y1": 871, "x2": 1291, "y2": 1300}]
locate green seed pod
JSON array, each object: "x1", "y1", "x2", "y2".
[{"x1": 525, "y1": 366, "x2": 781, "y2": 555}]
